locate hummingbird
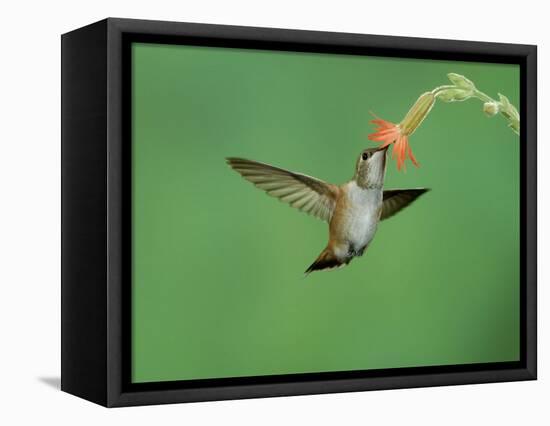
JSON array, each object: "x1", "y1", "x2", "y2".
[{"x1": 226, "y1": 146, "x2": 429, "y2": 273}]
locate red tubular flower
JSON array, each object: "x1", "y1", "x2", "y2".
[
  {"x1": 368, "y1": 116, "x2": 417, "y2": 171},
  {"x1": 368, "y1": 92, "x2": 435, "y2": 171}
]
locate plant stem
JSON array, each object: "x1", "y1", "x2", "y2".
[
  {"x1": 427, "y1": 75, "x2": 519, "y2": 135},
  {"x1": 472, "y1": 89, "x2": 494, "y2": 103}
]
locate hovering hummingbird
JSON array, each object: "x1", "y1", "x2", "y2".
[{"x1": 226, "y1": 146, "x2": 429, "y2": 273}]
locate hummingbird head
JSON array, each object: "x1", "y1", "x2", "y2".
[{"x1": 355, "y1": 146, "x2": 388, "y2": 189}]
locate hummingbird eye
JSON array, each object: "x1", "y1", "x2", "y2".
[{"x1": 362, "y1": 152, "x2": 369, "y2": 161}]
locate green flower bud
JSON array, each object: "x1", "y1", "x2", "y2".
[
  {"x1": 497, "y1": 93, "x2": 520, "y2": 134},
  {"x1": 508, "y1": 120, "x2": 520, "y2": 134},
  {"x1": 483, "y1": 101, "x2": 499, "y2": 117},
  {"x1": 447, "y1": 73, "x2": 475, "y2": 90},
  {"x1": 498, "y1": 93, "x2": 512, "y2": 109},
  {"x1": 435, "y1": 88, "x2": 472, "y2": 102}
]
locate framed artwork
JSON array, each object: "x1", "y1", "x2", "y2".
[{"x1": 61, "y1": 18, "x2": 537, "y2": 407}]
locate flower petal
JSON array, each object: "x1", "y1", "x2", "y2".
[
  {"x1": 368, "y1": 131, "x2": 399, "y2": 144},
  {"x1": 369, "y1": 112, "x2": 398, "y2": 130},
  {"x1": 407, "y1": 142, "x2": 419, "y2": 167},
  {"x1": 370, "y1": 119, "x2": 395, "y2": 130},
  {"x1": 394, "y1": 136, "x2": 406, "y2": 170},
  {"x1": 369, "y1": 114, "x2": 420, "y2": 171},
  {"x1": 368, "y1": 116, "x2": 401, "y2": 148},
  {"x1": 370, "y1": 128, "x2": 400, "y2": 137}
]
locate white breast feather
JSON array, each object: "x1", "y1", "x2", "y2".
[{"x1": 343, "y1": 182, "x2": 382, "y2": 250}]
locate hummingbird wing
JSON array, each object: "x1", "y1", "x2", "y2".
[
  {"x1": 226, "y1": 157, "x2": 339, "y2": 222},
  {"x1": 381, "y1": 188, "x2": 430, "y2": 220}
]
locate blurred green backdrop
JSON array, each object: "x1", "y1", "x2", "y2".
[{"x1": 131, "y1": 43, "x2": 520, "y2": 383}]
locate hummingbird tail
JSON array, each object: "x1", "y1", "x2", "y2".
[{"x1": 305, "y1": 248, "x2": 345, "y2": 274}]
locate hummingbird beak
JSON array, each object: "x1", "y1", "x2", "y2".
[{"x1": 376, "y1": 145, "x2": 388, "y2": 170}]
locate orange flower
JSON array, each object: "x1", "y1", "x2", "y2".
[
  {"x1": 368, "y1": 116, "x2": 417, "y2": 171},
  {"x1": 368, "y1": 92, "x2": 435, "y2": 171}
]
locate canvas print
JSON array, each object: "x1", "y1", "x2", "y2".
[{"x1": 131, "y1": 43, "x2": 520, "y2": 383}]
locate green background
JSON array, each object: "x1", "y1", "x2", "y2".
[{"x1": 131, "y1": 43, "x2": 520, "y2": 383}]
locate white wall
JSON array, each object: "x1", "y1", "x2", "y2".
[{"x1": 0, "y1": 0, "x2": 545, "y2": 424}]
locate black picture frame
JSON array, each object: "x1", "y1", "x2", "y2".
[{"x1": 61, "y1": 17, "x2": 537, "y2": 407}]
